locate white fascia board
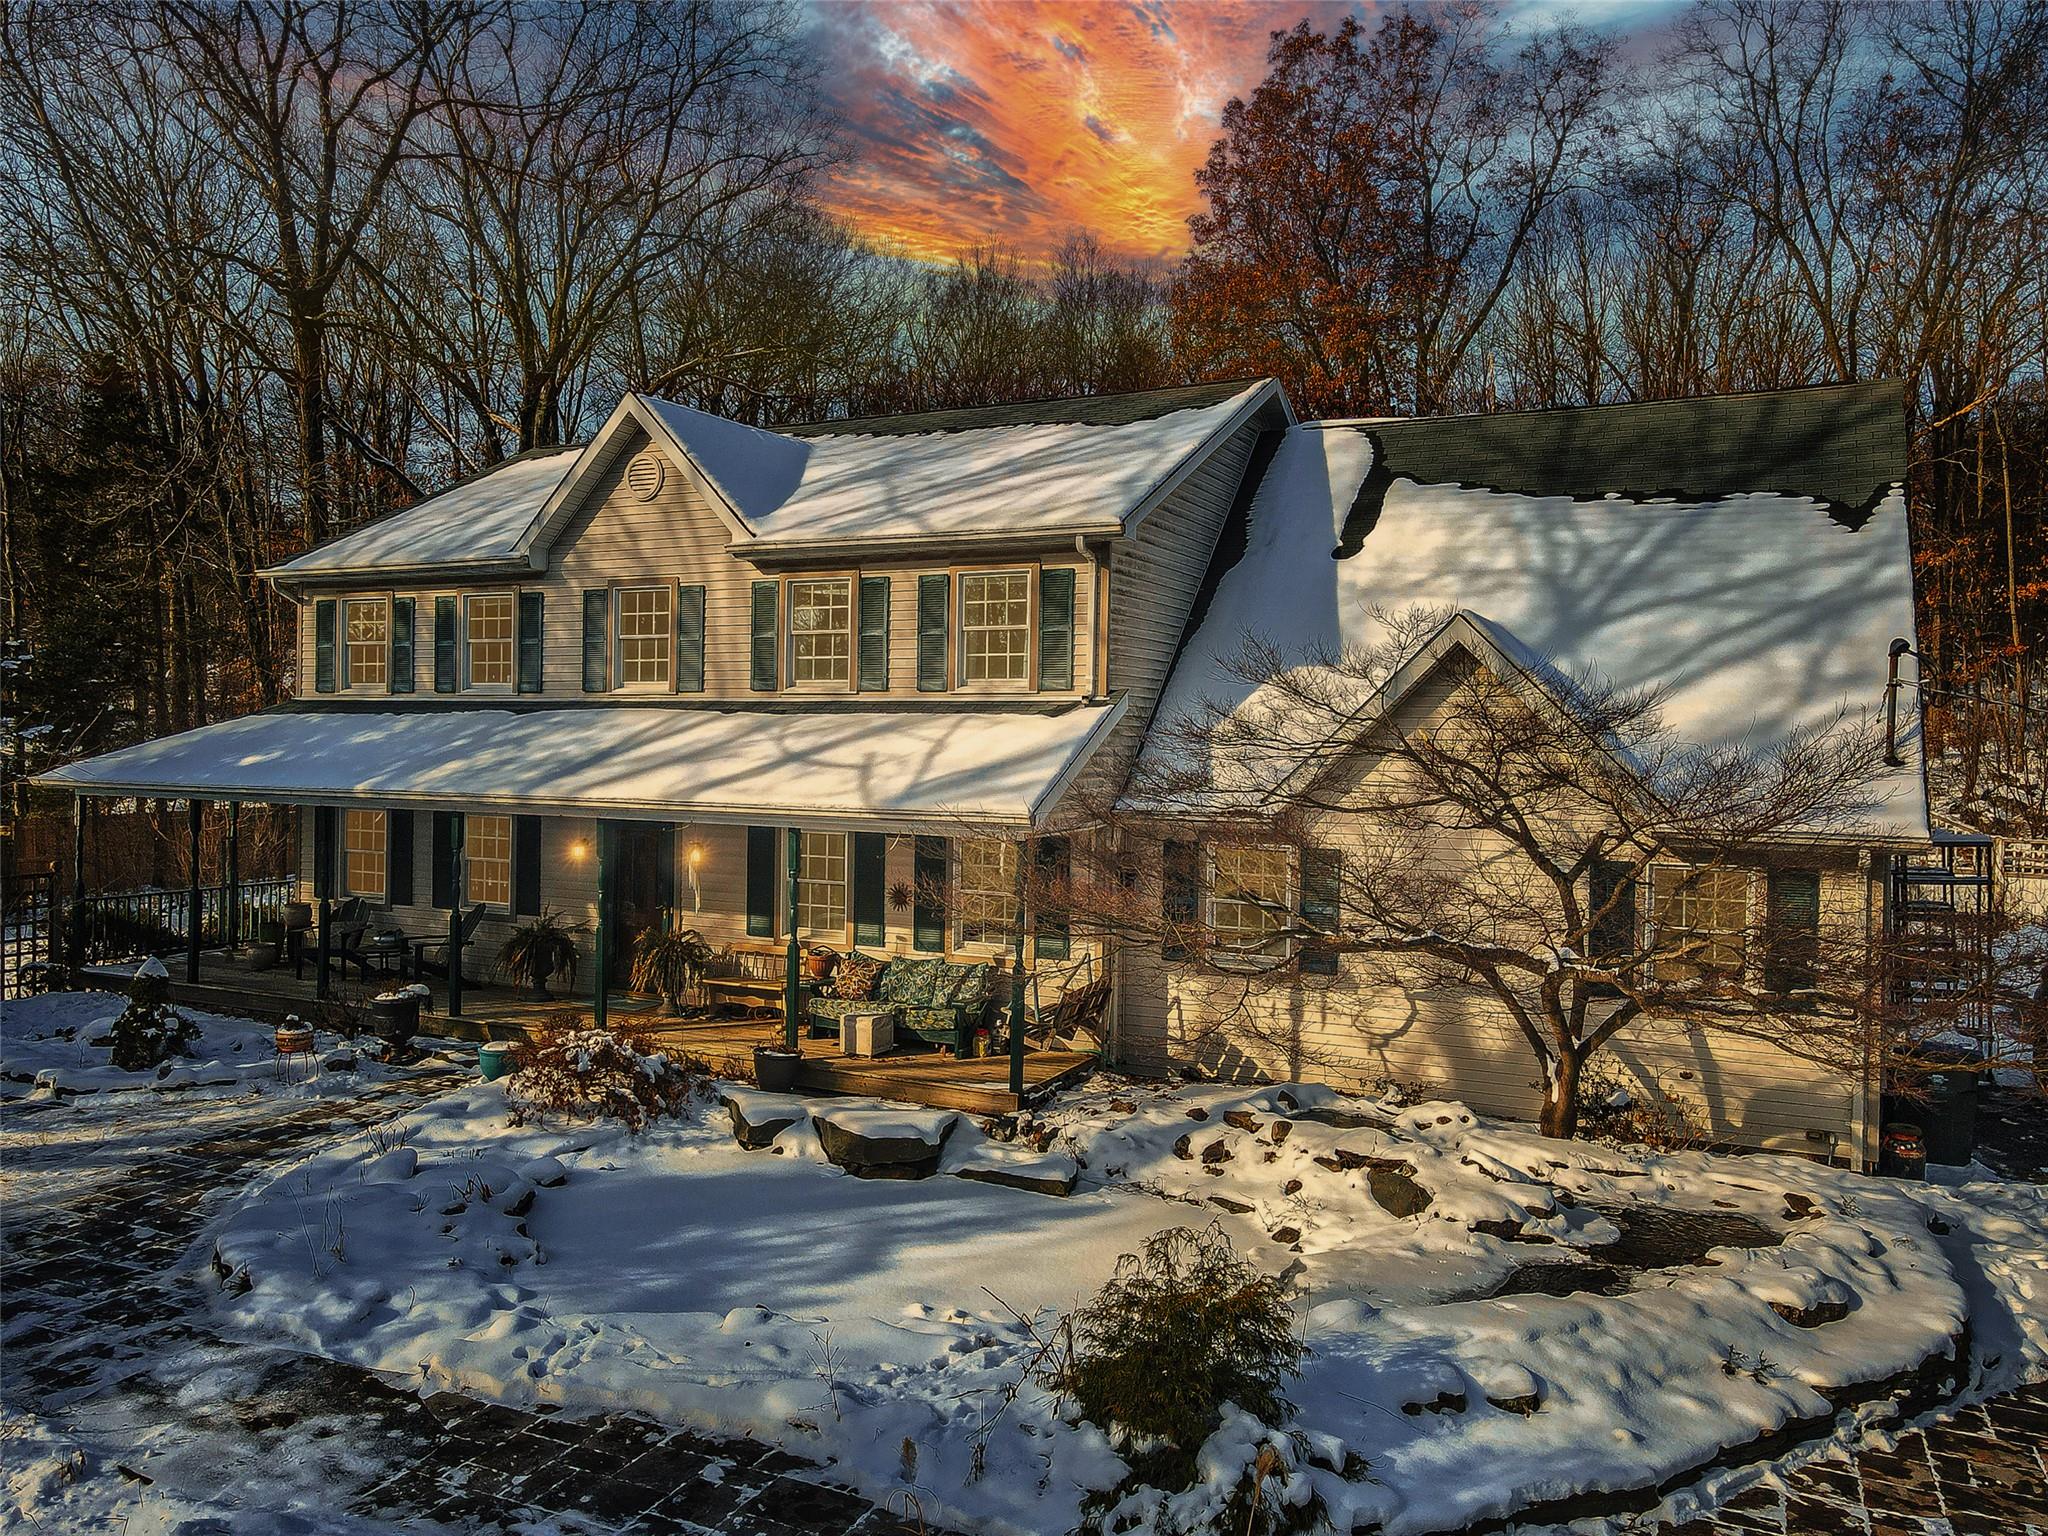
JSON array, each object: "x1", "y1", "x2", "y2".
[
  {"x1": 1118, "y1": 380, "x2": 1293, "y2": 541},
  {"x1": 743, "y1": 523, "x2": 1126, "y2": 564},
  {"x1": 1028, "y1": 692, "x2": 1130, "y2": 827}
]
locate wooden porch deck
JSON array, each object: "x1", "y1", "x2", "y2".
[{"x1": 93, "y1": 952, "x2": 1094, "y2": 1114}]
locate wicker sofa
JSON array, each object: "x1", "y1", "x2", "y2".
[{"x1": 808, "y1": 955, "x2": 995, "y2": 1056}]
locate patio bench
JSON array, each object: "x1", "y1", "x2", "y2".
[
  {"x1": 809, "y1": 955, "x2": 995, "y2": 1057},
  {"x1": 703, "y1": 943, "x2": 810, "y2": 1013}
]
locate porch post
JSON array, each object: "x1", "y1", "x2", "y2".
[
  {"x1": 447, "y1": 813, "x2": 466, "y2": 1018},
  {"x1": 224, "y1": 801, "x2": 241, "y2": 950},
  {"x1": 1008, "y1": 840, "x2": 1028, "y2": 1099},
  {"x1": 67, "y1": 794, "x2": 86, "y2": 977},
  {"x1": 591, "y1": 821, "x2": 610, "y2": 1029},
  {"x1": 316, "y1": 896, "x2": 332, "y2": 1000},
  {"x1": 185, "y1": 798, "x2": 204, "y2": 983},
  {"x1": 783, "y1": 827, "x2": 801, "y2": 1051}
]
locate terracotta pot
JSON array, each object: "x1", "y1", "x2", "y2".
[
  {"x1": 275, "y1": 1024, "x2": 314, "y2": 1055},
  {"x1": 804, "y1": 952, "x2": 834, "y2": 981}
]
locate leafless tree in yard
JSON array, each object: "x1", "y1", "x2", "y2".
[{"x1": 1060, "y1": 608, "x2": 2034, "y2": 1139}]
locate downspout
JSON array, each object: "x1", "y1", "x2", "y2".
[{"x1": 1884, "y1": 639, "x2": 1916, "y2": 767}]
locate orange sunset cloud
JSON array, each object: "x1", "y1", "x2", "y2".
[{"x1": 806, "y1": 0, "x2": 1336, "y2": 264}]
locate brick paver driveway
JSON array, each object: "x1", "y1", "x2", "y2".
[{"x1": 1, "y1": 1069, "x2": 929, "y2": 1535}]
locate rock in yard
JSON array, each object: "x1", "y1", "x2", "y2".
[
  {"x1": 1770, "y1": 1297, "x2": 1852, "y2": 1327},
  {"x1": 1208, "y1": 1195, "x2": 1254, "y2": 1215},
  {"x1": 1200, "y1": 1139, "x2": 1232, "y2": 1165},
  {"x1": 812, "y1": 1104, "x2": 958, "y2": 1179},
  {"x1": 1784, "y1": 1192, "x2": 1821, "y2": 1221},
  {"x1": 1283, "y1": 1178, "x2": 1303, "y2": 1195},
  {"x1": 1269, "y1": 1121, "x2": 1292, "y2": 1145},
  {"x1": 1269, "y1": 1225, "x2": 1301, "y2": 1246},
  {"x1": 1401, "y1": 1392, "x2": 1467, "y2": 1416},
  {"x1": 1172, "y1": 1133, "x2": 1195, "y2": 1160},
  {"x1": 1222, "y1": 1111, "x2": 1261, "y2": 1133},
  {"x1": 1109, "y1": 1099, "x2": 1137, "y2": 1114},
  {"x1": 518, "y1": 1155, "x2": 568, "y2": 1188},
  {"x1": 723, "y1": 1090, "x2": 807, "y2": 1151},
  {"x1": 1367, "y1": 1165, "x2": 1434, "y2": 1217},
  {"x1": 950, "y1": 1145, "x2": 1080, "y2": 1197},
  {"x1": 1185, "y1": 1106, "x2": 1210, "y2": 1121}
]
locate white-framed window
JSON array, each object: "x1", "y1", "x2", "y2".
[
  {"x1": 343, "y1": 809, "x2": 387, "y2": 900},
  {"x1": 1649, "y1": 864, "x2": 1748, "y2": 981},
  {"x1": 1209, "y1": 844, "x2": 1292, "y2": 964},
  {"x1": 958, "y1": 570, "x2": 1031, "y2": 686},
  {"x1": 466, "y1": 813, "x2": 512, "y2": 910},
  {"x1": 788, "y1": 577, "x2": 852, "y2": 687},
  {"x1": 465, "y1": 593, "x2": 515, "y2": 687},
  {"x1": 343, "y1": 597, "x2": 388, "y2": 689},
  {"x1": 958, "y1": 837, "x2": 1019, "y2": 946},
  {"x1": 615, "y1": 585, "x2": 672, "y2": 688},
  {"x1": 797, "y1": 830, "x2": 847, "y2": 935}
]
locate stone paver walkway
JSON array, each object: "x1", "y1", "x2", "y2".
[{"x1": 0, "y1": 1071, "x2": 932, "y2": 1535}]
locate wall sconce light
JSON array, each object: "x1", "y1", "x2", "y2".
[
  {"x1": 686, "y1": 843, "x2": 704, "y2": 911},
  {"x1": 568, "y1": 839, "x2": 589, "y2": 863}
]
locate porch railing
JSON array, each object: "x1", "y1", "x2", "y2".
[{"x1": 75, "y1": 877, "x2": 293, "y2": 965}]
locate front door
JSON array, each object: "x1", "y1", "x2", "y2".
[{"x1": 603, "y1": 821, "x2": 671, "y2": 988}]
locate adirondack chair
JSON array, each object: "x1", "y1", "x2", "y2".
[
  {"x1": 410, "y1": 904, "x2": 487, "y2": 985},
  {"x1": 299, "y1": 896, "x2": 369, "y2": 982}
]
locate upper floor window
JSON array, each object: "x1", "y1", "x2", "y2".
[
  {"x1": 959, "y1": 571, "x2": 1030, "y2": 686},
  {"x1": 1650, "y1": 864, "x2": 1747, "y2": 981},
  {"x1": 466, "y1": 813, "x2": 512, "y2": 909},
  {"x1": 616, "y1": 586, "x2": 673, "y2": 687},
  {"x1": 1210, "y1": 844, "x2": 1292, "y2": 963},
  {"x1": 343, "y1": 598, "x2": 388, "y2": 689},
  {"x1": 789, "y1": 578, "x2": 852, "y2": 686},
  {"x1": 343, "y1": 809, "x2": 387, "y2": 899},
  {"x1": 958, "y1": 837, "x2": 1018, "y2": 945},
  {"x1": 466, "y1": 594, "x2": 515, "y2": 687},
  {"x1": 797, "y1": 830, "x2": 846, "y2": 934}
]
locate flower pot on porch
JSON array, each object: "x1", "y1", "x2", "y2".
[
  {"x1": 284, "y1": 901, "x2": 313, "y2": 933},
  {"x1": 753, "y1": 1046, "x2": 801, "y2": 1093},
  {"x1": 368, "y1": 993, "x2": 422, "y2": 1052},
  {"x1": 526, "y1": 954, "x2": 556, "y2": 1000},
  {"x1": 246, "y1": 941, "x2": 281, "y2": 972}
]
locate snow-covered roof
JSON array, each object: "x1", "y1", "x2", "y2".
[
  {"x1": 1142, "y1": 384, "x2": 1928, "y2": 839},
  {"x1": 268, "y1": 447, "x2": 582, "y2": 577},
  {"x1": 38, "y1": 701, "x2": 1125, "y2": 829},
  {"x1": 267, "y1": 380, "x2": 1284, "y2": 580}
]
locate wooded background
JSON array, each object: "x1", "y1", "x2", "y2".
[{"x1": 3, "y1": 0, "x2": 2042, "y2": 875}]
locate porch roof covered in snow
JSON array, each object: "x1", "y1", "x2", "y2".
[{"x1": 35, "y1": 699, "x2": 1125, "y2": 830}]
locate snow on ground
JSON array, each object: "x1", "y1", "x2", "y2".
[
  {"x1": 0, "y1": 987, "x2": 387, "y2": 1100},
  {"x1": 204, "y1": 1066, "x2": 2048, "y2": 1536}
]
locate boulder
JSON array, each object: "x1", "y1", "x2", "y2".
[
  {"x1": 951, "y1": 1146, "x2": 1080, "y2": 1197},
  {"x1": 813, "y1": 1104, "x2": 958, "y2": 1179},
  {"x1": 1269, "y1": 1121, "x2": 1292, "y2": 1145},
  {"x1": 1222, "y1": 1111, "x2": 1261, "y2": 1133},
  {"x1": 1269, "y1": 1225, "x2": 1301, "y2": 1246},
  {"x1": 1770, "y1": 1297, "x2": 1852, "y2": 1328},
  {"x1": 1185, "y1": 1106, "x2": 1210, "y2": 1121},
  {"x1": 1172, "y1": 1133, "x2": 1195, "y2": 1160},
  {"x1": 723, "y1": 1090, "x2": 807, "y2": 1150},
  {"x1": 1367, "y1": 1165, "x2": 1434, "y2": 1217},
  {"x1": 1208, "y1": 1195, "x2": 1254, "y2": 1215},
  {"x1": 1200, "y1": 1139, "x2": 1232, "y2": 1165},
  {"x1": 1784, "y1": 1192, "x2": 1821, "y2": 1221},
  {"x1": 1282, "y1": 1178, "x2": 1304, "y2": 1196},
  {"x1": 1292, "y1": 1104, "x2": 1396, "y2": 1133},
  {"x1": 1401, "y1": 1392, "x2": 1467, "y2": 1416}
]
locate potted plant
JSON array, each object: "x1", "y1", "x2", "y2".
[
  {"x1": 629, "y1": 913, "x2": 714, "y2": 1014},
  {"x1": 803, "y1": 943, "x2": 838, "y2": 982},
  {"x1": 368, "y1": 983, "x2": 429, "y2": 1052},
  {"x1": 753, "y1": 1043, "x2": 802, "y2": 1092},
  {"x1": 498, "y1": 909, "x2": 587, "y2": 999}
]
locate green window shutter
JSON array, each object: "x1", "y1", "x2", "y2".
[
  {"x1": 916, "y1": 573, "x2": 948, "y2": 692},
  {"x1": 313, "y1": 600, "x2": 336, "y2": 694},
  {"x1": 745, "y1": 826, "x2": 777, "y2": 936},
  {"x1": 852, "y1": 831, "x2": 886, "y2": 946},
  {"x1": 581, "y1": 589, "x2": 608, "y2": 692},
  {"x1": 512, "y1": 816, "x2": 542, "y2": 917},
  {"x1": 389, "y1": 598, "x2": 415, "y2": 693},
  {"x1": 1765, "y1": 868, "x2": 1821, "y2": 994},
  {"x1": 433, "y1": 597, "x2": 458, "y2": 693},
  {"x1": 1162, "y1": 840, "x2": 1198, "y2": 960},
  {"x1": 913, "y1": 835, "x2": 948, "y2": 951},
  {"x1": 517, "y1": 591, "x2": 544, "y2": 693},
  {"x1": 749, "y1": 581, "x2": 779, "y2": 692},
  {"x1": 653, "y1": 821, "x2": 675, "y2": 914},
  {"x1": 858, "y1": 575, "x2": 890, "y2": 691},
  {"x1": 1034, "y1": 836, "x2": 1071, "y2": 960},
  {"x1": 1038, "y1": 568, "x2": 1075, "y2": 691},
  {"x1": 675, "y1": 584, "x2": 705, "y2": 693},
  {"x1": 1300, "y1": 846, "x2": 1340, "y2": 975},
  {"x1": 312, "y1": 806, "x2": 337, "y2": 897},
  {"x1": 1588, "y1": 860, "x2": 1638, "y2": 997},
  {"x1": 431, "y1": 811, "x2": 461, "y2": 907},
  {"x1": 384, "y1": 810, "x2": 414, "y2": 906}
]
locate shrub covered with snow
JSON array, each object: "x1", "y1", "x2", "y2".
[
  {"x1": 504, "y1": 1010, "x2": 696, "y2": 1132},
  {"x1": 1052, "y1": 1222, "x2": 1304, "y2": 1494},
  {"x1": 106, "y1": 961, "x2": 197, "y2": 1071}
]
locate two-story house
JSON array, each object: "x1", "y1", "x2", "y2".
[{"x1": 40, "y1": 378, "x2": 1932, "y2": 1166}]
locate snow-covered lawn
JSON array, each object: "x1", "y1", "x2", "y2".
[{"x1": 205, "y1": 1070, "x2": 2048, "y2": 1536}]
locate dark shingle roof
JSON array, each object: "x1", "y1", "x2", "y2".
[
  {"x1": 782, "y1": 378, "x2": 1261, "y2": 438},
  {"x1": 1334, "y1": 381, "x2": 1905, "y2": 551}
]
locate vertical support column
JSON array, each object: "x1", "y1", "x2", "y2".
[
  {"x1": 186, "y1": 798, "x2": 204, "y2": 983},
  {"x1": 1009, "y1": 840, "x2": 1028, "y2": 1099},
  {"x1": 316, "y1": 896, "x2": 333, "y2": 1000},
  {"x1": 783, "y1": 826, "x2": 801, "y2": 1052},
  {"x1": 447, "y1": 812, "x2": 466, "y2": 1019},
  {"x1": 68, "y1": 794, "x2": 86, "y2": 977},
  {"x1": 224, "y1": 801, "x2": 241, "y2": 950},
  {"x1": 591, "y1": 821, "x2": 610, "y2": 1030}
]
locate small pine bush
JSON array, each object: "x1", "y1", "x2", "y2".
[
  {"x1": 1048, "y1": 1222, "x2": 1304, "y2": 1491},
  {"x1": 107, "y1": 967, "x2": 198, "y2": 1071},
  {"x1": 504, "y1": 1009, "x2": 696, "y2": 1132}
]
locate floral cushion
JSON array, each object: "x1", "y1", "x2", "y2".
[
  {"x1": 878, "y1": 957, "x2": 946, "y2": 1007},
  {"x1": 935, "y1": 961, "x2": 992, "y2": 1007},
  {"x1": 830, "y1": 951, "x2": 887, "y2": 1000}
]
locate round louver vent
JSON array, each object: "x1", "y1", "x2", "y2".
[{"x1": 626, "y1": 451, "x2": 664, "y2": 501}]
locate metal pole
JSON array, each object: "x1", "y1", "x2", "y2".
[
  {"x1": 591, "y1": 821, "x2": 609, "y2": 1029},
  {"x1": 224, "y1": 802, "x2": 241, "y2": 949},
  {"x1": 186, "y1": 799, "x2": 203, "y2": 983},
  {"x1": 68, "y1": 795, "x2": 86, "y2": 977},
  {"x1": 1008, "y1": 841, "x2": 1028, "y2": 1099},
  {"x1": 448, "y1": 813, "x2": 466, "y2": 1018},
  {"x1": 316, "y1": 896, "x2": 332, "y2": 1001},
  {"x1": 783, "y1": 826, "x2": 801, "y2": 1051}
]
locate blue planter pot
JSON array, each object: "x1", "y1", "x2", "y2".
[{"x1": 478, "y1": 1041, "x2": 519, "y2": 1081}]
